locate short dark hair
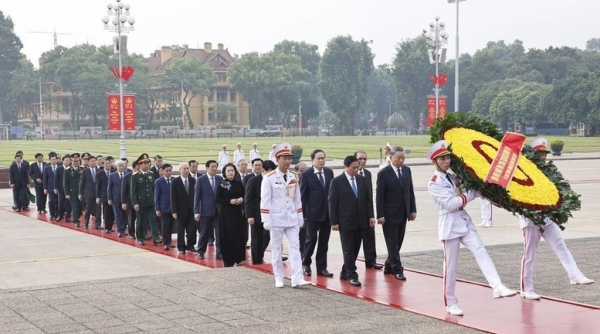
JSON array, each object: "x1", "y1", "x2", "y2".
[
  {"x1": 88, "y1": 156, "x2": 96, "y2": 160},
  {"x1": 188, "y1": 160, "x2": 198, "y2": 166},
  {"x1": 310, "y1": 149, "x2": 325, "y2": 160},
  {"x1": 122, "y1": 158, "x2": 129, "y2": 162},
  {"x1": 62, "y1": 155, "x2": 70, "y2": 161},
  {"x1": 263, "y1": 160, "x2": 277, "y2": 172},
  {"x1": 105, "y1": 156, "x2": 114, "y2": 161},
  {"x1": 221, "y1": 163, "x2": 238, "y2": 177},
  {"x1": 354, "y1": 150, "x2": 367, "y2": 158},
  {"x1": 344, "y1": 156, "x2": 358, "y2": 167},
  {"x1": 205, "y1": 160, "x2": 218, "y2": 168},
  {"x1": 160, "y1": 164, "x2": 172, "y2": 170},
  {"x1": 96, "y1": 155, "x2": 103, "y2": 158},
  {"x1": 48, "y1": 151, "x2": 57, "y2": 157},
  {"x1": 132, "y1": 161, "x2": 138, "y2": 168},
  {"x1": 390, "y1": 146, "x2": 405, "y2": 155},
  {"x1": 251, "y1": 158, "x2": 263, "y2": 165},
  {"x1": 35, "y1": 153, "x2": 43, "y2": 158},
  {"x1": 154, "y1": 155, "x2": 163, "y2": 160}
]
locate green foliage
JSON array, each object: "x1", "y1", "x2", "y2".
[
  {"x1": 320, "y1": 36, "x2": 374, "y2": 135},
  {"x1": 0, "y1": 11, "x2": 24, "y2": 122},
  {"x1": 366, "y1": 65, "x2": 399, "y2": 129},
  {"x1": 430, "y1": 112, "x2": 580, "y2": 230},
  {"x1": 551, "y1": 139, "x2": 565, "y2": 146},
  {"x1": 164, "y1": 56, "x2": 218, "y2": 129}
]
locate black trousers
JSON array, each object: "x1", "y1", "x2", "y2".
[
  {"x1": 299, "y1": 225, "x2": 307, "y2": 256},
  {"x1": 102, "y1": 200, "x2": 114, "y2": 230},
  {"x1": 13, "y1": 185, "x2": 27, "y2": 210},
  {"x1": 34, "y1": 185, "x2": 46, "y2": 211},
  {"x1": 58, "y1": 191, "x2": 71, "y2": 219},
  {"x1": 383, "y1": 220, "x2": 408, "y2": 274},
  {"x1": 47, "y1": 191, "x2": 58, "y2": 218},
  {"x1": 176, "y1": 209, "x2": 196, "y2": 251},
  {"x1": 69, "y1": 196, "x2": 83, "y2": 223},
  {"x1": 302, "y1": 219, "x2": 331, "y2": 272},
  {"x1": 250, "y1": 221, "x2": 271, "y2": 264},
  {"x1": 112, "y1": 203, "x2": 127, "y2": 233},
  {"x1": 362, "y1": 226, "x2": 378, "y2": 267},
  {"x1": 84, "y1": 198, "x2": 99, "y2": 227},
  {"x1": 160, "y1": 213, "x2": 174, "y2": 246},
  {"x1": 125, "y1": 203, "x2": 136, "y2": 235},
  {"x1": 197, "y1": 215, "x2": 220, "y2": 255},
  {"x1": 340, "y1": 226, "x2": 363, "y2": 279}
]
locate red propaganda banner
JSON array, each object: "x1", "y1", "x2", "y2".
[
  {"x1": 426, "y1": 97, "x2": 447, "y2": 126},
  {"x1": 107, "y1": 94, "x2": 136, "y2": 131},
  {"x1": 485, "y1": 132, "x2": 526, "y2": 188}
]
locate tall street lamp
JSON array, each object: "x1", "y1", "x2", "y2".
[
  {"x1": 425, "y1": 16, "x2": 449, "y2": 119},
  {"x1": 448, "y1": 0, "x2": 466, "y2": 112},
  {"x1": 102, "y1": 0, "x2": 135, "y2": 159}
]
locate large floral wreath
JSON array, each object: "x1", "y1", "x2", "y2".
[{"x1": 429, "y1": 113, "x2": 581, "y2": 230}]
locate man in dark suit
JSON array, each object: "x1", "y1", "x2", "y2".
[
  {"x1": 188, "y1": 160, "x2": 203, "y2": 180},
  {"x1": 329, "y1": 156, "x2": 376, "y2": 287},
  {"x1": 194, "y1": 160, "x2": 222, "y2": 259},
  {"x1": 234, "y1": 159, "x2": 251, "y2": 185},
  {"x1": 171, "y1": 162, "x2": 197, "y2": 254},
  {"x1": 96, "y1": 159, "x2": 114, "y2": 233},
  {"x1": 155, "y1": 164, "x2": 174, "y2": 250},
  {"x1": 295, "y1": 162, "x2": 308, "y2": 256},
  {"x1": 43, "y1": 155, "x2": 59, "y2": 220},
  {"x1": 55, "y1": 155, "x2": 72, "y2": 222},
  {"x1": 355, "y1": 150, "x2": 383, "y2": 270},
  {"x1": 79, "y1": 156, "x2": 100, "y2": 229},
  {"x1": 244, "y1": 158, "x2": 263, "y2": 187},
  {"x1": 121, "y1": 161, "x2": 139, "y2": 239},
  {"x1": 245, "y1": 159, "x2": 268, "y2": 264},
  {"x1": 376, "y1": 146, "x2": 417, "y2": 280},
  {"x1": 300, "y1": 149, "x2": 335, "y2": 278},
  {"x1": 64, "y1": 153, "x2": 83, "y2": 226},
  {"x1": 150, "y1": 154, "x2": 163, "y2": 180},
  {"x1": 108, "y1": 160, "x2": 127, "y2": 237},
  {"x1": 30, "y1": 153, "x2": 47, "y2": 214},
  {"x1": 9, "y1": 154, "x2": 30, "y2": 212}
]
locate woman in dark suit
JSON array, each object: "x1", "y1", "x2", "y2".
[{"x1": 216, "y1": 163, "x2": 246, "y2": 267}]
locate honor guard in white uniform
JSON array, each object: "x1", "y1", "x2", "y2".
[
  {"x1": 519, "y1": 138, "x2": 593, "y2": 300},
  {"x1": 234, "y1": 142, "x2": 245, "y2": 165},
  {"x1": 249, "y1": 143, "x2": 260, "y2": 161},
  {"x1": 218, "y1": 144, "x2": 229, "y2": 168},
  {"x1": 378, "y1": 143, "x2": 393, "y2": 170},
  {"x1": 261, "y1": 142, "x2": 310, "y2": 288},
  {"x1": 427, "y1": 140, "x2": 516, "y2": 316},
  {"x1": 268, "y1": 144, "x2": 277, "y2": 163},
  {"x1": 479, "y1": 198, "x2": 493, "y2": 228}
]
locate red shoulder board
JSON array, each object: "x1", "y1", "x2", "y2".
[{"x1": 431, "y1": 175, "x2": 437, "y2": 182}]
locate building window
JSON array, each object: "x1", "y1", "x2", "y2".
[
  {"x1": 217, "y1": 88, "x2": 227, "y2": 102},
  {"x1": 218, "y1": 74, "x2": 226, "y2": 82},
  {"x1": 230, "y1": 90, "x2": 236, "y2": 102},
  {"x1": 208, "y1": 93, "x2": 213, "y2": 102}
]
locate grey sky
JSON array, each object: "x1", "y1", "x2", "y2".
[{"x1": 3, "y1": 0, "x2": 598, "y2": 68}]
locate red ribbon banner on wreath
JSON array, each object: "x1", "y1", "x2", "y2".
[{"x1": 485, "y1": 132, "x2": 526, "y2": 188}]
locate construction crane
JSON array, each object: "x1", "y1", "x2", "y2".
[{"x1": 29, "y1": 28, "x2": 72, "y2": 48}]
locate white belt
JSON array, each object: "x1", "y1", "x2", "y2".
[{"x1": 439, "y1": 207, "x2": 464, "y2": 215}]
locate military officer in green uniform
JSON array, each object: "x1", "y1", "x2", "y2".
[
  {"x1": 64, "y1": 153, "x2": 84, "y2": 227},
  {"x1": 131, "y1": 153, "x2": 161, "y2": 245}
]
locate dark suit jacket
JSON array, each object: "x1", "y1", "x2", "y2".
[
  {"x1": 54, "y1": 166, "x2": 65, "y2": 193},
  {"x1": 244, "y1": 173, "x2": 262, "y2": 223},
  {"x1": 95, "y1": 169, "x2": 111, "y2": 201},
  {"x1": 300, "y1": 167, "x2": 334, "y2": 222},
  {"x1": 376, "y1": 164, "x2": 416, "y2": 223},
  {"x1": 194, "y1": 174, "x2": 222, "y2": 217},
  {"x1": 243, "y1": 172, "x2": 261, "y2": 188},
  {"x1": 9, "y1": 163, "x2": 30, "y2": 187},
  {"x1": 359, "y1": 168, "x2": 373, "y2": 192},
  {"x1": 43, "y1": 165, "x2": 58, "y2": 193},
  {"x1": 154, "y1": 176, "x2": 173, "y2": 214},
  {"x1": 234, "y1": 172, "x2": 252, "y2": 185},
  {"x1": 171, "y1": 176, "x2": 195, "y2": 215},
  {"x1": 30, "y1": 162, "x2": 46, "y2": 189},
  {"x1": 329, "y1": 173, "x2": 373, "y2": 230},
  {"x1": 150, "y1": 166, "x2": 160, "y2": 180},
  {"x1": 107, "y1": 172, "x2": 124, "y2": 204},
  {"x1": 121, "y1": 171, "x2": 134, "y2": 206},
  {"x1": 79, "y1": 167, "x2": 98, "y2": 199}
]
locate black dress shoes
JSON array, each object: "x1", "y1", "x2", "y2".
[
  {"x1": 383, "y1": 269, "x2": 394, "y2": 275},
  {"x1": 303, "y1": 266, "x2": 312, "y2": 276},
  {"x1": 198, "y1": 252, "x2": 205, "y2": 259},
  {"x1": 317, "y1": 269, "x2": 334, "y2": 278},
  {"x1": 179, "y1": 250, "x2": 186, "y2": 254},
  {"x1": 215, "y1": 253, "x2": 222, "y2": 260},
  {"x1": 349, "y1": 278, "x2": 362, "y2": 287},
  {"x1": 74, "y1": 222, "x2": 80, "y2": 227},
  {"x1": 144, "y1": 236, "x2": 152, "y2": 240},
  {"x1": 395, "y1": 273, "x2": 406, "y2": 281},
  {"x1": 367, "y1": 263, "x2": 384, "y2": 270},
  {"x1": 42, "y1": 210, "x2": 47, "y2": 213},
  {"x1": 128, "y1": 235, "x2": 136, "y2": 239},
  {"x1": 339, "y1": 273, "x2": 348, "y2": 281},
  {"x1": 138, "y1": 240, "x2": 145, "y2": 245},
  {"x1": 66, "y1": 217, "x2": 73, "y2": 222},
  {"x1": 153, "y1": 239, "x2": 162, "y2": 245},
  {"x1": 188, "y1": 248, "x2": 198, "y2": 253},
  {"x1": 117, "y1": 232, "x2": 123, "y2": 238},
  {"x1": 163, "y1": 245, "x2": 169, "y2": 250}
]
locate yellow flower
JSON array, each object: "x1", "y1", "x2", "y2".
[{"x1": 443, "y1": 127, "x2": 561, "y2": 209}]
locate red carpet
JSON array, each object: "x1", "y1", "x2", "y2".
[{"x1": 6, "y1": 206, "x2": 600, "y2": 334}]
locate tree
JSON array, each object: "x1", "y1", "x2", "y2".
[
  {"x1": 471, "y1": 78, "x2": 524, "y2": 117},
  {"x1": 586, "y1": 38, "x2": 600, "y2": 52},
  {"x1": 215, "y1": 102, "x2": 237, "y2": 124},
  {"x1": 164, "y1": 56, "x2": 217, "y2": 129},
  {"x1": 0, "y1": 11, "x2": 24, "y2": 122},
  {"x1": 543, "y1": 71, "x2": 598, "y2": 128},
  {"x1": 365, "y1": 65, "x2": 398, "y2": 128},
  {"x1": 6, "y1": 59, "x2": 38, "y2": 124},
  {"x1": 77, "y1": 60, "x2": 113, "y2": 127},
  {"x1": 320, "y1": 35, "x2": 374, "y2": 135}
]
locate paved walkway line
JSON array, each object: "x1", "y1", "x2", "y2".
[{"x1": 0, "y1": 249, "x2": 148, "y2": 265}]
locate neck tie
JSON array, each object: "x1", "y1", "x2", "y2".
[
  {"x1": 317, "y1": 171, "x2": 325, "y2": 187},
  {"x1": 184, "y1": 178, "x2": 188, "y2": 192},
  {"x1": 211, "y1": 177, "x2": 215, "y2": 192},
  {"x1": 446, "y1": 175, "x2": 454, "y2": 186},
  {"x1": 18, "y1": 164, "x2": 21, "y2": 170},
  {"x1": 167, "y1": 178, "x2": 170, "y2": 185},
  {"x1": 360, "y1": 170, "x2": 364, "y2": 176},
  {"x1": 119, "y1": 173, "x2": 123, "y2": 180},
  {"x1": 52, "y1": 166, "x2": 56, "y2": 174},
  {"x1": 351, "y1": 177, "x2": 358, "y2": 198},
  {"x1": 92, "y1": 168, "x2": 96, "y2": 181},
  {"x1": 39, "y1": 163, "x2": 42, "y2": 171},
  {"x1": 397, "y1": 168, "x2": 403, "y2": 179},
  {"x1": 283, "y1": 174, "x2": 287, "y2": 182}
]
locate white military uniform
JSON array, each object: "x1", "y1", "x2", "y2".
[
  {"x1": 234, "y1": 149, "x2": 245, "y2": 165},
  {"x1": 218, "y1": 150, "x2": 229, "y2": 168},
  {"x1": 268, "y1": 149, "x2": 276, "y2": 162},
  {"x1": 480, "y1": 198, "x2": 493, "y2": 227},
  {"x1": 260, "y1": 167, "x2": 304, "y2": 286},
  {"x1": 519, "y1": 216, "x2": 585, "y2": 293},
  {"x1": 250, "y1": 149, "x2": 260, "y2": 161},
  {"x1": 428, "y1": 171, "x2": 505, "y2": 307}
]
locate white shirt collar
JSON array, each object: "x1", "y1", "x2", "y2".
[
  {"x1": 313, "y1": 167, "x2": 324, "y2": 174},
  {"x1": 344, "y1": 171, "x2": 355, "y2": 183}
]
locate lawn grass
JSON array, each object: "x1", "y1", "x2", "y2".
[{"x1": 2, "y1": 135, "x2": 598, "y2": 167}]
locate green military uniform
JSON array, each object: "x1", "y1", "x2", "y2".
[
  {"x1": 63, "y1": 166, "x2": 83, "y2": 225},
  {"x1": 131, "y1": 168, "x2": 160, "y2": 242}
]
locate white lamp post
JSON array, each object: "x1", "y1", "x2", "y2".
[
  {"x1": 102, "y1": 0, "x2": 135, "y2": 159},
  {"x1": 425, "y1": 16, "x2": 449, "y2": 119},
  {"x1": 448, "y1": 0, "x2": 466, "y2": 112}
]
